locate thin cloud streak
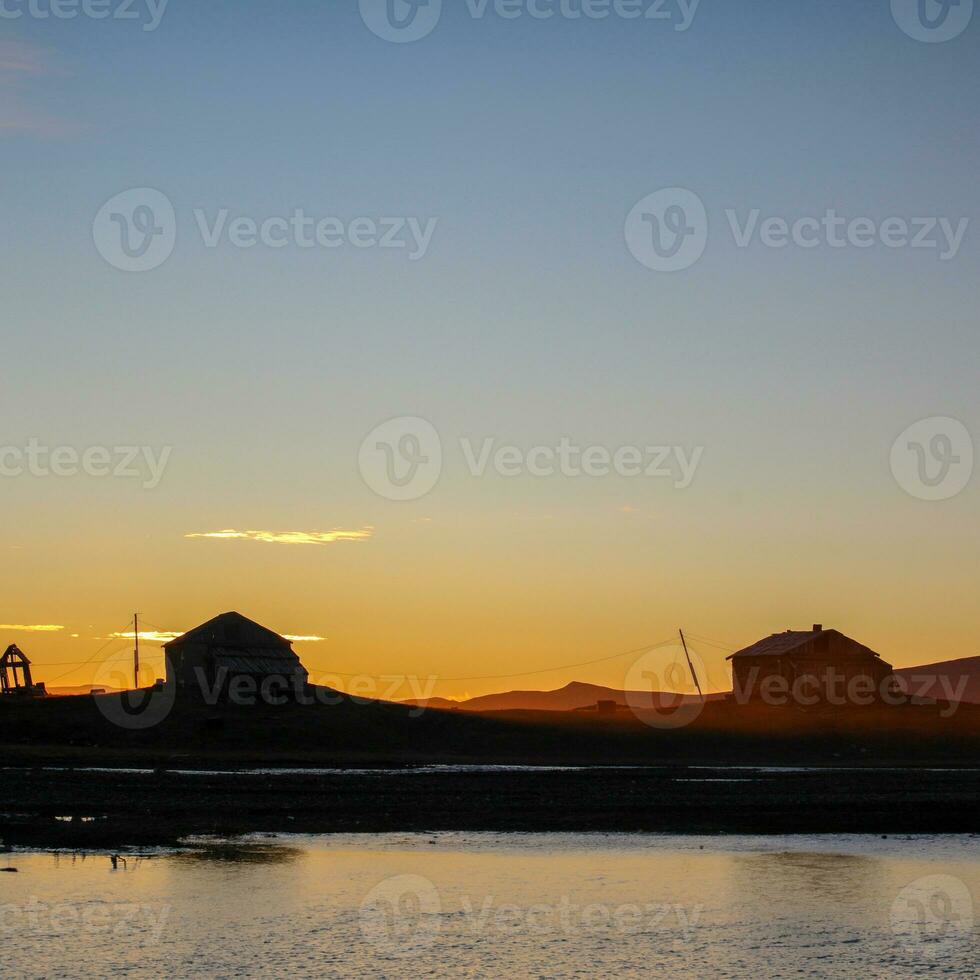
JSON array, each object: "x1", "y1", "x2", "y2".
[
  {"x1": 0, "y1": 40, "x2": 52, "y2": 76},
  {"x1": 185, "y1": 528, "x2": 373, "y2": 545},
  {"x1": 110, "y1": 631, "x2": 184, "y2": 644},
  {"x1": 0, "y1": 40, "x2": 81, "y2": 138},
  {"x1": 0, "y1": 624, "x2": 65, "y2": 633},
  {"x1": 110, "y1": 630, "x2": 326, "y2": 644}
]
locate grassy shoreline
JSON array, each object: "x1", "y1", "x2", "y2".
[
  {"x1": 3, "y1": 766, "x2": 979, "y2": 850},
  {"x1": 3, "y1": 693, "x2": 978, "y2": 848}
]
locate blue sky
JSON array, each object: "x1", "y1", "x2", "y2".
[{"x1": 1, "y1": 0, "x2": 979, "y2": 688}]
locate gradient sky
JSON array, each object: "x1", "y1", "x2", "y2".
[{"x1": 2, "y1": 1, "x2": 978, "y2": 698}]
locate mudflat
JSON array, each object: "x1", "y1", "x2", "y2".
[
  {"x1": 2, "y1": 765, "x2": 979, "y2": 849},
  {"x1": 2, "y1": 692, "x2": 978, "y2": 848}
]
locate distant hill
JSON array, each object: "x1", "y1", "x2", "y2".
[
  {"x1": 47, "y1": 684, "x2": 125, "y2": 697},
  {"x1": 895, "y1": 656, "x2": 980, "y2": 704},
  {"x1": 401, "y1": 680, "x2": 725, "y2": 713},
  {"x1": 404, "y1": 658, "x2": 980, "y2": 712}
]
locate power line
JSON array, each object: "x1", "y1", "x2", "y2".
[
  {"x1": 685, "y1": 631, "x2": 737, "y2": 653},
  {"x1": 35, "y1": 618, "x2": 141, "y2": 685},
  {"x1": 31, "y1": 652, "x2": 136, "y2": 667},
  {"x1": 32, "y1": 621, "x2": 726, "y2": 688},
  {"x1": 306, "y1": 636, "x2": 683, "y2": 683}
]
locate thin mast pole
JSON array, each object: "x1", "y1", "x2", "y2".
[
  {"x1": 679, "y1": 629, "x2": 704, "y2": 701},
  {"x1": 134, "y1": 613, "x2": 140, "y2": 689}
]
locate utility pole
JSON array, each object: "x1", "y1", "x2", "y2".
[
  {"x1": 133, "y1": 613, "x2": 140, "y2": 690},
  {"x1": 679, "y1": 629, "x2": 704, "y2": 701}
]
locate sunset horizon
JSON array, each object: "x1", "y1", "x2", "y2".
[{"x1": 3, "y1": 3, "x2": 978, "y2": 976}]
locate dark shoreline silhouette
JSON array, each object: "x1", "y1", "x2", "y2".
[
  {"x1": 3, "y1": 766, "x2": 979, "y2": 850},
  {"x1": 1, "y1": 685, "x2": 979, "y2": 847}
]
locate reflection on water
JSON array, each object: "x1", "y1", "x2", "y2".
[
  {"x1": 174, "y1": 839, "x2": 302, "y2": 865},
  {"x1": 0, "y1": 834, "x2": 976, "y2": 978}
]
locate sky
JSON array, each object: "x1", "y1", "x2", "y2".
[{"x1": 1, "y1": 0, "x2": 978, "y2": 699}]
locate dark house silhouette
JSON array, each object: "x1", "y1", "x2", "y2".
[
  {"x1": 164, "y1": 612, "x2": 308, "y2": 695},
  {"x1": 727, "y1": 625, "x2": 896, "y2": 702},
  {"x1": 1, "y1": 644, "x2": 45, "y2": 697}
]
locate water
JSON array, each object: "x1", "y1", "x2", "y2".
[
  {"x1": 7, "y1": 763, "x2": 980, "y2": 777},
  {"x1": 1, "y1": 834, "x2": 977, "y2": 978}
]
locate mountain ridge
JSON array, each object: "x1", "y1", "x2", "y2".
[{"x1": 400, "y1": 657, "x2": 980, "y2": 712}]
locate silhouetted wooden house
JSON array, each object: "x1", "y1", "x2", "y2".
[
  {"x1": 0, "y1": 644, "x2": 46, "y2": 697},
  {"x1": 727, "y1": 625, "x2": 895, "y2": 702},
  {"x1": 164, "y1": 612, "x2": 309, "y2": 695}
]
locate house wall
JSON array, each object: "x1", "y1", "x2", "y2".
[
  {"x1": 166, "y1": 644, "x2": 309, "y2": 699},
  {"x1": 166, "y1": 643, "x2": 213, "y2": 689},
  {"x1": 732, "y1": 636, "x2": 896, "y2": 703}
]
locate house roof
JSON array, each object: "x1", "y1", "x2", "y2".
[
  {"x1": 164, "y1": 611, "x2": 292, "y2": 650},
  {"x1": 727, "y1": 628, "x2": 882, "y2": 662},
  {"x1": 1, "y1": 644, "x2": 30, "y2": 666},
  {"x1": 213, "y1": 652, "x2": 306, "y2": 675}
]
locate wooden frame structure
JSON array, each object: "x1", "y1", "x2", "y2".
[{"x1": 1, "y1": 644, "x2": 36, "y2": 695}]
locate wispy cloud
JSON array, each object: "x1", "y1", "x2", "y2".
[
  {"x1": 110, "y1": 631, "x2": 184, "y2": 644},
  {"x1": 110, "y1": 630, "x2": 326, "y2": 644},
  {"x1": 0, "y1": 624, "x2": 65, "y2": 633},
  {"x1": 619, "y1": 505, "x2": 656, "y2": 519},
  {"x1": 185, "y1": 528, "x2": 373, "y2": 546},
  {"x1": 0, "y1": 40, "x2": 78, "y2": 137},
  {"x1": 0, "y1": 40, "x2": 52, "y2": 77}
]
